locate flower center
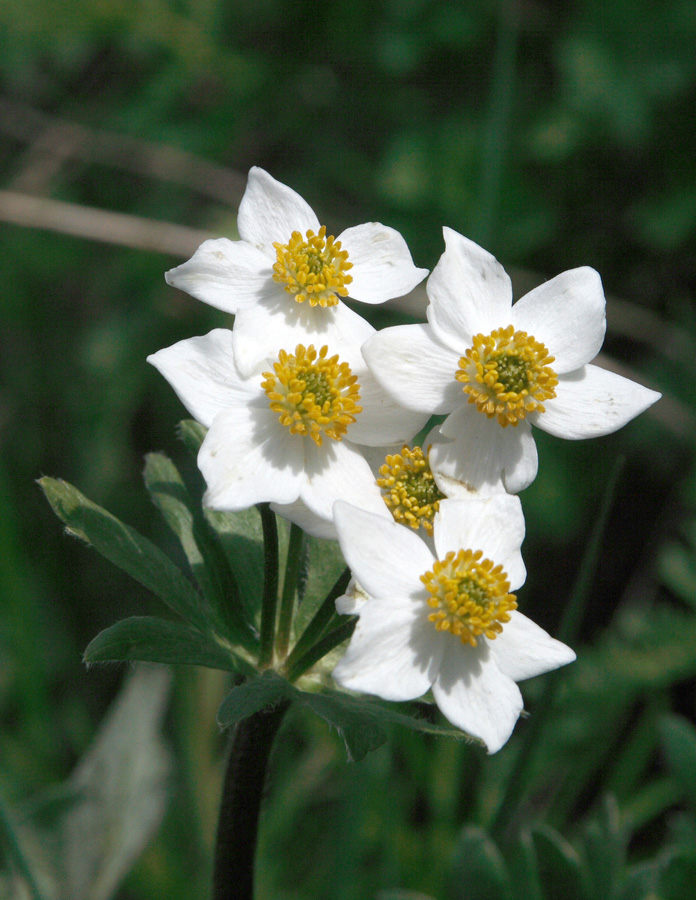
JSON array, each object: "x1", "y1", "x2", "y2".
[
  {"x1": 261, "y1": 344, "x2": 361, "y2": 446},
  {"x1": 272, "y1": 225, "x2": 353, "y2": 307},
  {"x1": 456, "y1": 325, "x2": 558, "y2": 427},
  {"x1": 421, "y1": 549, "x2": 517, "y2": 647},
  {"x1": 376, "y1": 445, "x2": 445, "y2": 535}
]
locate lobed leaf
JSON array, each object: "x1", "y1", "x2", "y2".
[
  {"x1": 84, "y1": 616, "x2": 251, "y2": 674},
  {"x1": 39, "y1": 477, "x2": 208, "y2": 633}
]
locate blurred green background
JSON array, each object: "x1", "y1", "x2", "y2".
[{"x1": 1, "y1": 0, "x2": 695, "y2": 897}]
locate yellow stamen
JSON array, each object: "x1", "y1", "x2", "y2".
[
  {"x1": 273, "y1": 225, "x2": 353, "y2": 307},
  {"x1": 421, "y1": 549, "x2": 517, "y2": 647},
  {"x1": 261, "y1": 344, "x2": 361, "y2": 446},
  {"x1": 377, "y1": 445, "x2": 444, "y2": 535},
  {"x1": 456, "y1": 325, "x2": 558, "y2": 427}
]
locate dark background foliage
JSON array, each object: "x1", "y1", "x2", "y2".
[{"x1": 1, "y1": 1, "x2": 695, "y2": 897}]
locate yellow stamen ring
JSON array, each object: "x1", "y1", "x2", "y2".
[
  {"x1": 456, "y1": 325, "x2": 558, "y2": 427},
  {"x1": 377, "y1": 445, "x2": 445, "y2": 535},
  {"x1": 273, "y1": 225, "x2": 353, "y2": 308},
  {"x1": 421, "y1": 549, "x2": 517, "y2": 647},
  {"x1": 261, "y1": 344, "x2": 361, "y2": 446}
]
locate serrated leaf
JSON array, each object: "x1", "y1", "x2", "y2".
[
  {"x1": 529, "y1": 824, "x2": 587, "y2": 900},
  {"x1": 449, "y1": 826, "x2": 513, "y2": 900},
  {"x1": 143, "y1": 453, "x2": 255, "y2": 649},
  {"x1": 299, "y1": 689, "x2": 472, "y2": 759},
  {"x1": 217, "y1": 671, "x2": 291, "y2": 729},
  {"x1": 39, "y1": 478, "x2": 207, "y2": 633},
  {"x1": 84, "y1": 616, "x2": 250, "y2": 674},
  {"x1": 293, "y1": 691, "x2": 388, "y2": 762},
  {"x1": 659, "y1": 714, "x2": 696, "y2": 811}
]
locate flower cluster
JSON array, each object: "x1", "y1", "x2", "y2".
[{"x1": 150, "y1": 167, "x2": 660, "y2": 753}]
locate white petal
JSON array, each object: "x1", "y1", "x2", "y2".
[
  {"x1": 199, "y1": 406, "x2": 303, "y2": 509},
  {"x1": 271, "y1": 497, "x2": 339, "y2": 540},
  {"x1": 430, "y1": 405, "x2": 538, "y2": 496},
  {"x1": 489, "y1": 611, "x2": 576, "y2": 682},
  {"x1": 335, "y1": 578, "x2": 370, "y2": 615},
  {"x1": 532, "y1": 365, "x2": 661, "y2": 439},
  {"x1": 237, "y1": 167, "x2": 320, "y2": 251},
  {"x1": 510, "y1": 267, "x2": 606, "y2": 373},
  {"x1": 232, "y1": 295, "x2": 375, "y2": 377},
  {"x1": 433, "y1": 496, "x2": 526, "y2": 590},
  {"x1": 164, "y1": 238, "x2": 276, "y2": 314},
  {"x1": 349, "y1": 368, "x2": 430, "y2": 446},
  {"x1": 338, "y1": 222, "x2": 428, "y2": 304},
  {"x1": 333, "y1": 502, "x2": 435, "y2": 600},
  {"x1": 299, "y1": 440, "x2": 389, "y2": 525},
  {"x1": 426, "y1": 227, "x2": 513, "y2": 352},
  {"x1": 333, "y1": 596, "x2": 444, "y2": 702},
  {"x1": 147, "y1": 329, "x2": 258, "y2": 428},
  {"x1": 432, "y1": 640, "x2": 523, "y2": 753},
  {"x1": 362, "y1": 324, "x2": 463, "y2": 414}
]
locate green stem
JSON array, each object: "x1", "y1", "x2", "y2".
[
  {"x1": 491, "y1": 455, "x2": 625, "y2": 840},
  {"x1": 285, "y1": 617, "x2": 357, "y2": 683},
  {"x1": 275, "y1": 523, "x2": 307, "y2": 660},
  {"x1": 257, "y1": 504, "x2": 279, "y2": 669},
  {"x1": 282, "y1": 567, "x2": 351, "y2": 677},
  {"x1": 212, "y1": 702, "x2": 289, "y2": 900}
]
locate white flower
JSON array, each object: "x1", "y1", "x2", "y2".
[
  {"x1": 165, "y1": 167, "x2": 428, "y2": 376},
  {"x1": 332, "y1": 496, "x2": 575, "y2": 753},
  {"x1": 147, "y1": 328, "x2": 427, "y2": 526},
  {"x1": 274, "y1": 431, "x2": 469, "y2": 542},
  {"x1": 362, "y1": 227, "x2": 661, "y2": 495}
]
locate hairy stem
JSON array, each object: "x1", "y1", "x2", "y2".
[{"x1": 212, "y1": 702, "x2": 290, "y2": 900}]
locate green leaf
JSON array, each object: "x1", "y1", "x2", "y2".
[
  {"x1": 293, "y1": 690, "x2": 388, "y2": 762},
  {"x1": 177, "y1": 418, "x2": 208, "y2": 456},
  {"x1": 295, "y1": 689, "x2": 471, "y2": 761},
  {"x1": 143, "y1": 453, "x2": 255, "y2": 649},
  {"x1": 39, "y1": 477, "x2": 208, "y2": 633},
  {"x1": 0, "y1": 790, "x2": 51, "y2": 900},
  {"x1": 217, "y1": 671, "x2": 292, "y2": 729},
  {"x1": 205, "y1": 505, "x2": 265, "y2": 620},
  {"x1": 449, "y1": 826, "x2": 513, "y2": 900},
  {"x1": 583, "y1": 796, "x2": 627, "y2": 900},
  {"x1": 84, "y1": 616, "x2": 249, "y2": 673},
  {"x1": 294, "y1": 535, "x2": 347, "y2": 633},
  {"x1": 529, "y1": 825, "x2": 587, "y2": 900},
  {"x1": 177, "y1": 420, "x2": 266, "y2": 621},
  {"x1": 659, "y1": 714, "x2": 696, "y2": 811}
]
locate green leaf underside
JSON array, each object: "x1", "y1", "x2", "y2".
[
  {"x1": 143, "y1": 453, "x2": 256, "y2": 648},
  {"x1": 216, "y1": 672, "x2": 473, "y2": 762},
  {"x1": 84, "y1": 616, "x2": 247, "y2": 673},
  {"x1": 39, "y1": 477, "x2": 208, "y2": 633}
]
